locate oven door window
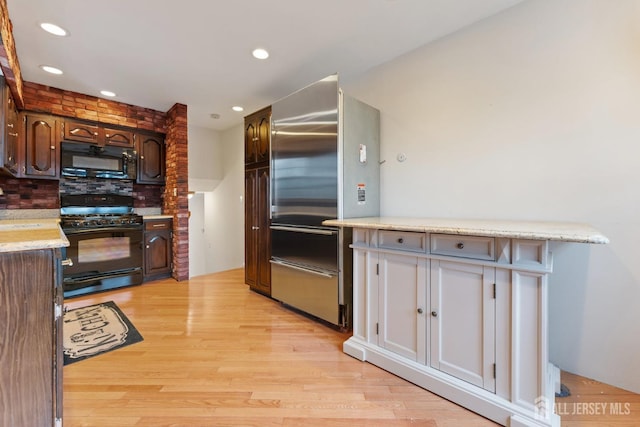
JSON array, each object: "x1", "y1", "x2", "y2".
[
  {"x1": 64, "y1": 230, "x2": 143, "y2": 277},
  {"x1": 78, "y1": 236, "x2": 131, "y2": 263}
]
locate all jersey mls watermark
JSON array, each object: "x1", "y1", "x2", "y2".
[
  {"x1": 555, "y1": 401, "x2": 632, "y2": 416},
  {"x1": 535, "y1": 396, "x2": 632, "y2": 419}
]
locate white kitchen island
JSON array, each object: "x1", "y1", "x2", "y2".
[{"x1": 323, "y1": 217, "x2": 608, "y2": 427}]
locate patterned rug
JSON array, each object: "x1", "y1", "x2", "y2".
[{"x1": 63, "y1": 300, "x2": 143, "y2": 365}]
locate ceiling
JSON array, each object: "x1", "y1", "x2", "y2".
[{"x1": 6, "y1": 0, "x2": 523, "y2": 131}]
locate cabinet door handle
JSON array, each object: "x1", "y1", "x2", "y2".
[
  {"x1": 417, "y1": 308, "x2": 423, "y2": 314},
  {"x1": 146, "y1": 245, "x2": 150, "y2": 249},
  {"x1": 61, "y1": 258, "x2": 74, "y2": 267},
  {"x1": 431, "y1": 311, "x2": 438, "y2": 317},
  {"x1": 7, "y1": 123, "x2": 13, "y2": 128},
  {"x1": 8, "y1": 132, "x2": 17, "y2": 137},
  {"x1": 456, "y1": 242, "x2": 464, "y2": 249}
]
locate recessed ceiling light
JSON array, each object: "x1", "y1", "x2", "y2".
[
  {"x1": 40, "y1": 65, "x2": 63, "y2": 75},
  {"x1": 252, "y1": 48, "x2": 269, "y2": 60},
  {"x1": 100, "y1": 90, "x2": 116, "y2": 97},
  {"x1": 232, "y1": 106, "x2": 244, "y2": 112},
  {"x1": 40, "y1": 22, "x2": 68, "y2": 37}
]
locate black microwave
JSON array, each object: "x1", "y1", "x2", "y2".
[{"x1": 61, "y1": 142, "x2": 137, "y2": 180}]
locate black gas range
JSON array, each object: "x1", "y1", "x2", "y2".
[{"x1": 60, "y1": 194, "x2": 144, "y2": 298}]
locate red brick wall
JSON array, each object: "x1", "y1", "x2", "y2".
[
  {"x1": 0, "y1": 177, "x2": 59, "y2": 209},
  {"x1": 0, "y1": 82, "x2": 169, "y2": 211},
  {"x1": 22, "y1": 82, "x2": 167, "y2": 133},
  {"x1": 164, "y1": 103, "x2": 189, "y2": 281},
  {"x1": 133, "y1": 184, "x2": 164, "y2": 208}
]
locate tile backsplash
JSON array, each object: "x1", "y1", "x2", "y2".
[
  {"x1": 59, "y1": 176, "x2": 133, "y2": 196},
  {"x1": 0, "y1": 175, "x2": 164, "y2": 210}
]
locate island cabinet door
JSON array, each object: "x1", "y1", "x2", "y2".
[
  {"x1": 0, "y1": 249, "x2": 59, "y2": 427},
  {"x1": 430, "y1": 260, "x2": 496, "y2": 393},
  {"x1": 378, "y1": 252, "x2": 428, "y2": 363}
]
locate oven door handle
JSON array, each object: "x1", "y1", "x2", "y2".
[{"x1": 63, "y1": 268, "x2": 143, "y2": 285}]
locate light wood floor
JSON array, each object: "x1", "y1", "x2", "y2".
[{"x1": 62, "y1": 268, "x2": 640, "y2": 427}]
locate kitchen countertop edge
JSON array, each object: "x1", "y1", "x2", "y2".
[
  {"x1": 0, "y1": 218, "x2": 70, "y2": 253},
  {"x1": 143, "y1": 214, "x2": 173, "y2": 220},
  {"x1": 323, "y1": 216, "x2": 609, "y2": 244}
]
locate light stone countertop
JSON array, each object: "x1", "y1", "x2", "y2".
[
  {"x1": 323, "y1": 216, "x2": 609, "y2": 244},
  {"x1": 0, "y1": 209, "x2": 59, "y2": 220},
  {"x1": 0, "y1": 218, "x2": 70, "y2": 253},
  {"x1": 143, "y1": 214, "x2": 173, "y2": 220}
]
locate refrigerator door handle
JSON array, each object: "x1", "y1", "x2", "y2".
[
  {"x1": 270, "y1": 259, "x2": 337, "y2": 278},
  {"x1": 270, "y1": 225, "x2": 337, "y2": 236}
]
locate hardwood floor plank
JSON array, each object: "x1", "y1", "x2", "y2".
[{"x1": 61, "y1": 268, "x2": 639, "y2": 426}]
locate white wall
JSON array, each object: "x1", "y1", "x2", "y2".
[
  {"x1": 187, "y1": 124, "x2": 245, "y2": 278},
  {"x1": 344, "y1": 0, "x2": 640, "y2": 392},
  {"x1": 202, "y1": 125, "x2": 245, "y2": 273}
]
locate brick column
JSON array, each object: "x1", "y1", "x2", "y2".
[
  {"x1": 0, "y1": 0, "x2": 24, "y2": 108},
  {"x1": 164, "y1": 103, "x2": 189, "y2": 280}
]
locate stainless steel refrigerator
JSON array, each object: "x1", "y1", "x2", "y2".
[{"x1": 270, "y1": 74, "x2": 380, "y2": 329}]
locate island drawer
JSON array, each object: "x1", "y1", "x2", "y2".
[
  {"x1": 378, "y1": 230, "x2": 426, "y2": 252},
  {"x1": 430, "y1": 234, "x2": 495, "y2": 260}
]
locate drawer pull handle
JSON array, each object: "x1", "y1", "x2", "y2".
[
  {"x1": 397, "y1": 238, "x2": 404, "y2": 244},
  {"x1": 431, "y1": 311, "x2": 438, "y2": 317},
  {"x1": 456, "y1": 242, "x2": 464, "y2": 249},
  {"x1": 417, "y1": 308, "x2": 423, "y2": 314},
  {"x1": 61, "y1": 258, "x2": 73, "y2": 267}
]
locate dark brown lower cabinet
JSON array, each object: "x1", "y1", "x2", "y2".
[
  {"x1": 244, "y1": 166, "x2": 271, "y2": 295},
  {"x1": 143, "y1": 218, "x2": 173, "y2": 281},
  {"x1": 0, "y1": 248, "x2": 63, "y2": 427}
]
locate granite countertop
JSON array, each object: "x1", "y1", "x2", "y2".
[
  {"x1": 0, "y1": 218, "x2": 70, "y2": 253},
  {"x1": 143, "y1": 214, "x2": 173, "y2": 220},
  {"x1": 323, "y1": 216, "x2": 609, "y2": 244}
]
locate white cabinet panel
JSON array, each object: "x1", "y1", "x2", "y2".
[
  {"x1": 379, "y1": 253, "x2": 427, "y2": 363},
  {"x1": 430, "y1": 260, "x2": 495, "y2": 392}
]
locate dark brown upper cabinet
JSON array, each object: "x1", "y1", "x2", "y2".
[
  {"x1": 244, "y1": 106, "x2": 271, "y2": 167},
  {"x1": 136, "y1": 133, "x2": 165, "y2": 184},
  {"x1": 1, "y1": 79, "x2": 21, "y2": 177},
  {"x1": 63, "y1": 119, "x2": 134, "y2": 148},
  {"x1": 23, "y1": 113, "x2": 60, "y2": 179}
]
